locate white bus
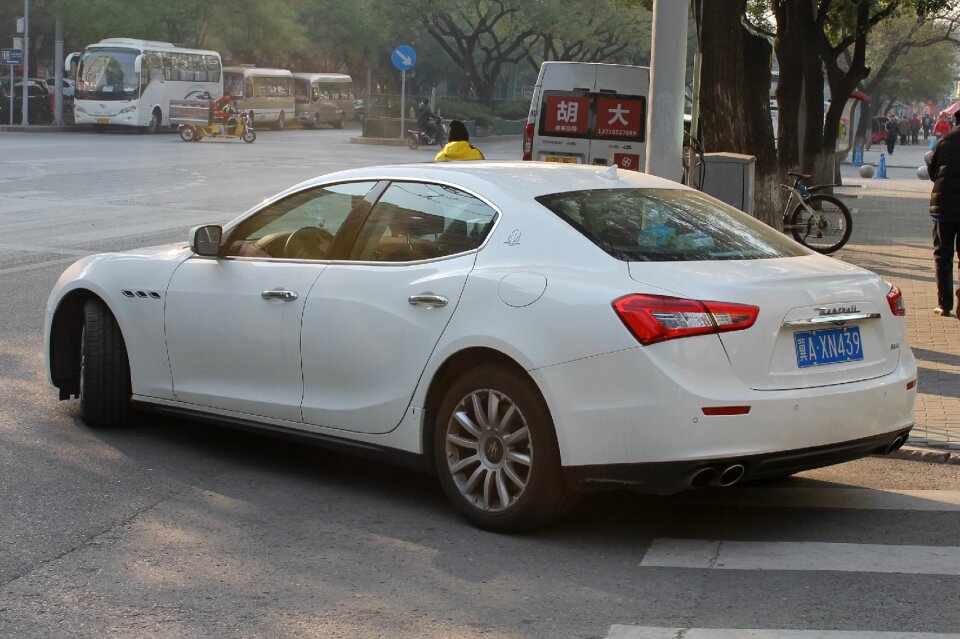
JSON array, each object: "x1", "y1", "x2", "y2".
[
  {"x1": 292, "y1": 73, "x2": 354, "y2": 129},
  {"x1": 68, "y1": 38, "x2": 222, "y2": 133},
  {"x1": 223, "y1": 67, "x2": 295, "y2": 130}
]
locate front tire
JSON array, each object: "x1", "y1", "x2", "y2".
[
  {"x1": 407, "y1": 133, "x2": 420, "y2": 150},
  {"x1": 788, "y1": 194, "x2": 852, "y2": 254},
  {"x1": 433, "y1": 364, "x2": 576, "y2": 532},
  {"x1": 179, "y1": 125, "x2": 196, "y2": 142},
  {"x1": 146, "y1": 108, "x2": 162, "y2": 134},
  {"x1": 80, "y1": 299, "x2": 130, "y2": 428},
  {"x1": 242, "y1": 128, "x2": 256, "y2": 143}
]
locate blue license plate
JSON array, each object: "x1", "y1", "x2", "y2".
[{"x1": 794, "y1": 326, "x2": 864, "y2": 368}]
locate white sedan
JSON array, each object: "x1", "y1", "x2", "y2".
[{"x1": 46, "y1": 162, "x2": 916, "y2": 531}]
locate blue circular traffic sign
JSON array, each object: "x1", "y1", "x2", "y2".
[{"x1": 391, "y1": 45, "x2": 416, "y2": 71}]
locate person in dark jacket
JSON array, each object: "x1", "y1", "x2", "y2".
[
  {"x1": 928, "y1": 110, "x2": 960, "y2": 316},
  {"x1": 885, "y1": 116, "x2": 899, "y2": 155}
]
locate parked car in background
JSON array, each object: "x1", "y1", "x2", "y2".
[
  {"x1": 0, "y1": 79, "x2": 53, "y2": 125},
  {"x1": 44, "y1": 77, "x2": 75, "y2": 97}
]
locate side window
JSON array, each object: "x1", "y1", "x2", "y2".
[
  {"x1": 223, "y1": 182, "x2": 376, "y2": 260},
  {"x1": 350, "y1": 182, "x2": 498, "y2": 262}
]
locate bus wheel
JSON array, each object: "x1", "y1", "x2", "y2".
[
  {"x1": 273, "y1": 112, "x2": 285, "y2": 131},
  {"x1": 179, "y1": 125, "x2": 197, "y2": 142},
  {"x1": 147, "y1": 108, "x2": 162, "y2": 134},
  {"x1": 312, "y1": 114, "x2": 320, "y2": 129},
  {"x1": 335, "y1": 113, "x2": 344, "y2": 129}
]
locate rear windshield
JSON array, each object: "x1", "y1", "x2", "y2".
[{"x1": 536, "y1": 188, "x2": 810, "y2": 262}]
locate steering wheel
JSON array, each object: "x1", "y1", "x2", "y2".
[{"x1": 283, "y1": 226, "x2": 334, "y2": 259}]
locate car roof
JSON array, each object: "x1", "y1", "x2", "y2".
[{"x1": 303, "y1": 162, "x2": 687, "y2": 200}]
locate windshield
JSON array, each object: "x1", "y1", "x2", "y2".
[
  {"x1": 77, "y1": 48, "x2": 139, "y2": 101},
  {"x1": 536, "y1": 188, "x2": 810, "y2": 262}
]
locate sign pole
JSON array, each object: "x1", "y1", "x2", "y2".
[
  {"x1": 9, "y1": 64, "x2": 13, "y2": 125},
  {"x1": 22, "y1": 0, "x2": 29, "y2": 126},
  {"x1": 400, "y1": 69, "x2": 406, "y2": 139}
]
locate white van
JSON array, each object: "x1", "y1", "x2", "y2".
[{"x1": 523, "y1": 62, "x2": 650, "y2": 171}]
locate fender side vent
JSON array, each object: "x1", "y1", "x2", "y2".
[
  {"x1": 135, "y1": 291, "x2": 149, "y2": 298},
  {"x1": 149, "y1": 291, "x2": 161, "y2": 299},
  {"x1": 121, "y1": 290, "x2": 135, "y2": 297}
]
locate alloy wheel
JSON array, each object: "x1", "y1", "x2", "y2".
[{"x1": 445, "y1": 388, "x2": 532, "y2": 512}]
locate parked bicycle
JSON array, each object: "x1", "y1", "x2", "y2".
[{"x1": 780, "y1": 172, "x2": 852, "y2": 254}]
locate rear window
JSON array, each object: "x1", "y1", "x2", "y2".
[{"x1": 536, "y1": 188, "x2": 810, "y2": 262}]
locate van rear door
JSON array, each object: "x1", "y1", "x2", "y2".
[
  {"x1": 588, "y1": 65, "x2": 649, "y2": 171},
  {"x1": 535, "y1": 90, "x2": 593, "y2": 164}
]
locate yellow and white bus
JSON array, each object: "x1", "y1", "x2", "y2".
[
  {"x1": 223, "y1": 67, "x2": 295, "y2": 130},
  {"x1": 292, "y1": 73, "x2": 354, "y2": 129},
  {"x1": 69, "y1": 38, "x2": 222, "y2": 132}
]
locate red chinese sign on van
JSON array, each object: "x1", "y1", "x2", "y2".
[
  {"x1": 544, "y1": 95, "x2": 590, "y2": 134},
  {"x1": 596, "y1": 98, "x2": 644, "y2": 137},
  {"x1": 613, "y1": 153, "x2": 641, "y2": 171}
]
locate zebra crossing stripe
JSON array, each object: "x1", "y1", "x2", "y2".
[
  {"x1": 678, "y1": 488, "x2": 960, "y2": 511},
  {"x1": 605, "y1": 627, "x2": 960, "y2": 639},
  {"x1": 640, "y1": 539, "x2": 960, "y2": 575}
]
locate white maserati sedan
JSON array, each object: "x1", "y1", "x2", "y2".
[{"x1": 46, "y1": 162, "x2": 916, "y2": 531}]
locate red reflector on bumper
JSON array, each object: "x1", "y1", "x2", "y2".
[
  {"x1": 702, "y1": 406, "x2": 751, "y2": 416},
  {"x1": 907, "y1": 379, "x2": 917, "y2": 390}
]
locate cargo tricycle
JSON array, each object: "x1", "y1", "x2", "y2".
[{"x1": 169, "y1": 99, "x2": 256, "y2": 143}]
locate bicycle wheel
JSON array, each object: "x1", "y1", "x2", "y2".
[{"x1": 788, "y1": 194, "x2": 852, "y2": 254}]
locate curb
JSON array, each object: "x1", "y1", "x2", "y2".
[
  {"x1": 887, "y1": 445, "x2": 960, "y2": 465},
  {"x1": 0, "y1": 124, "x2": 83, "y2": 133}
]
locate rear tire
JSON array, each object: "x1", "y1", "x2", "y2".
[
  {"x1": 788, "y1": 194, "x2": 852, "y2": 254},
  {"x1": 433, "y1": 364, "x2": 576, "y2": 532},
  {"x1": 179, "y1": 125, "x2": 196, "y2": 142},
  {"x1": 80, "y1": 298, "x2": 131, "y2": 428}
]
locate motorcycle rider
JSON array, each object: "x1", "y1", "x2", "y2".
[
  {"x1": 214, "y1": 94, "x2": 239, "y2": 135},
  {"x1": 417, "y1": 99, "x2": 440, "y2": 143}
]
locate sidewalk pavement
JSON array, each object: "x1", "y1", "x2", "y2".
[{"x1": 836, "y1": 140, "x2": 960, "y2": 456}]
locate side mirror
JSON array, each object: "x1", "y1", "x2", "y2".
[{"x1": 189, "y1": 225, "x2": 222, "y2": 257}]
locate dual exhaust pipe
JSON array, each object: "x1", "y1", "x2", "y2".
[
  {"x1": 689, "y1": 434, "x2": 907, "y2": 490},
  {"x1": 690, "y1": 463, "x2": 746, "y2": 489}
]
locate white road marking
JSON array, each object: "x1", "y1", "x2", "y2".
[
  {"x1": 679, "y1": 487, "x2": 960, "y2": 511},
  {"x1": 605, "y1": 626, "x2": 960, "y2": 639},
  {"x1": 640, "y1": 539, "x2": 960, "y2": 575}
]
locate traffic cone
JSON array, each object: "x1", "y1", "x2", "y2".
[{"x1": 875, "y1": 153, "x2": 888, "y2": 179}]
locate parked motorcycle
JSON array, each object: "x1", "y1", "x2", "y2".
[{"x1": 407, "y1": 117, "x2": 446, "y2": 149}]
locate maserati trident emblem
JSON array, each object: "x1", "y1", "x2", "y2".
[
  {"x1": 485, "y1": 439, "x2": 503, "y2": 463},
  {"x1": 505, "y1": 229, "x2": 521, "y2": 246},
  {"x1": 818, "y1": 305, "x2": 859, "y2": 317}
]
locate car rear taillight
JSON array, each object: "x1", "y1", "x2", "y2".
[
  {"x1": 522, "y1": 123, "x2": 533, "y2": 161},
  {"x1": 613, "y1": 294, "x2": 759, "y2": 346},
  {"x1": 886, "y1": 284, "x2": 905, "y2": 316}
]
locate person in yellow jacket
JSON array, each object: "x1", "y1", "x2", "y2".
[{"x1": 435, "y1": 120, "x2": 485, "y2": 161}]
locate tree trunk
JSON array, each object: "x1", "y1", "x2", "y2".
[{"x1": 698, "y1": 0, "x2": 781, "y2": 228}]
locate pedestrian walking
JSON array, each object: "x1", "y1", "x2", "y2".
[
  {"x1": 899, "y1": 115, "x2": 910, "y2": 145},
  {"x1": 927, "y1": 110, "x2": 960, "y2": 316},
  {"x1": 885, "y1": 115, "x2": 899, "y2": 155},
  {"x1": 923, "y1": 115, "x2": 933, "y2": 140},
  {"x1": 911, "y1": 115, "x2": 921, "y2": 145},
  {"x1": 435, "y1": 120, "x2": 485, "y2": 161}
]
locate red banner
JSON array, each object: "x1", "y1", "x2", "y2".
[
  {"x1": 596, "y1": 98, "x2": 644, "y2": 137},
  {"x1": 543, "y1": 95, "x2": 590, "y2": 135}
]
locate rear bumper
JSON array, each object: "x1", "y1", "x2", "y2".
[{"x1": 563, "y1": 426, "x2": 912, "y2": 494}]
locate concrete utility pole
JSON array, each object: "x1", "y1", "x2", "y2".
[
  {"x1": 54, "y1": 15, "x2": 63, "y2": 125},
  {"x1": 21, "y1": 0, "x2": 29, "y2": 126},
  {"x1": 644, "y1": 0, "x2": 689, "y2": 181}
]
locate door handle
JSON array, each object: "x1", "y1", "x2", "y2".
[
  {"x1": 408, "y1": 294, "x2": 448, "y2": 308},
  {"x1": 261, "y1": 289, "x2": 298, "y2": 301}
]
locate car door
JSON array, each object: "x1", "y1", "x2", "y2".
[
  {"x1": 300, "y1": 180, "x2": 499, "y2": 434},
  {"x1": 164, "y1": 180, "x2": 376, "y2": 421}
]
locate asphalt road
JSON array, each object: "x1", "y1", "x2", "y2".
[{"x1": 1, "y1": 126, "x2": 960, "y2": 639}]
